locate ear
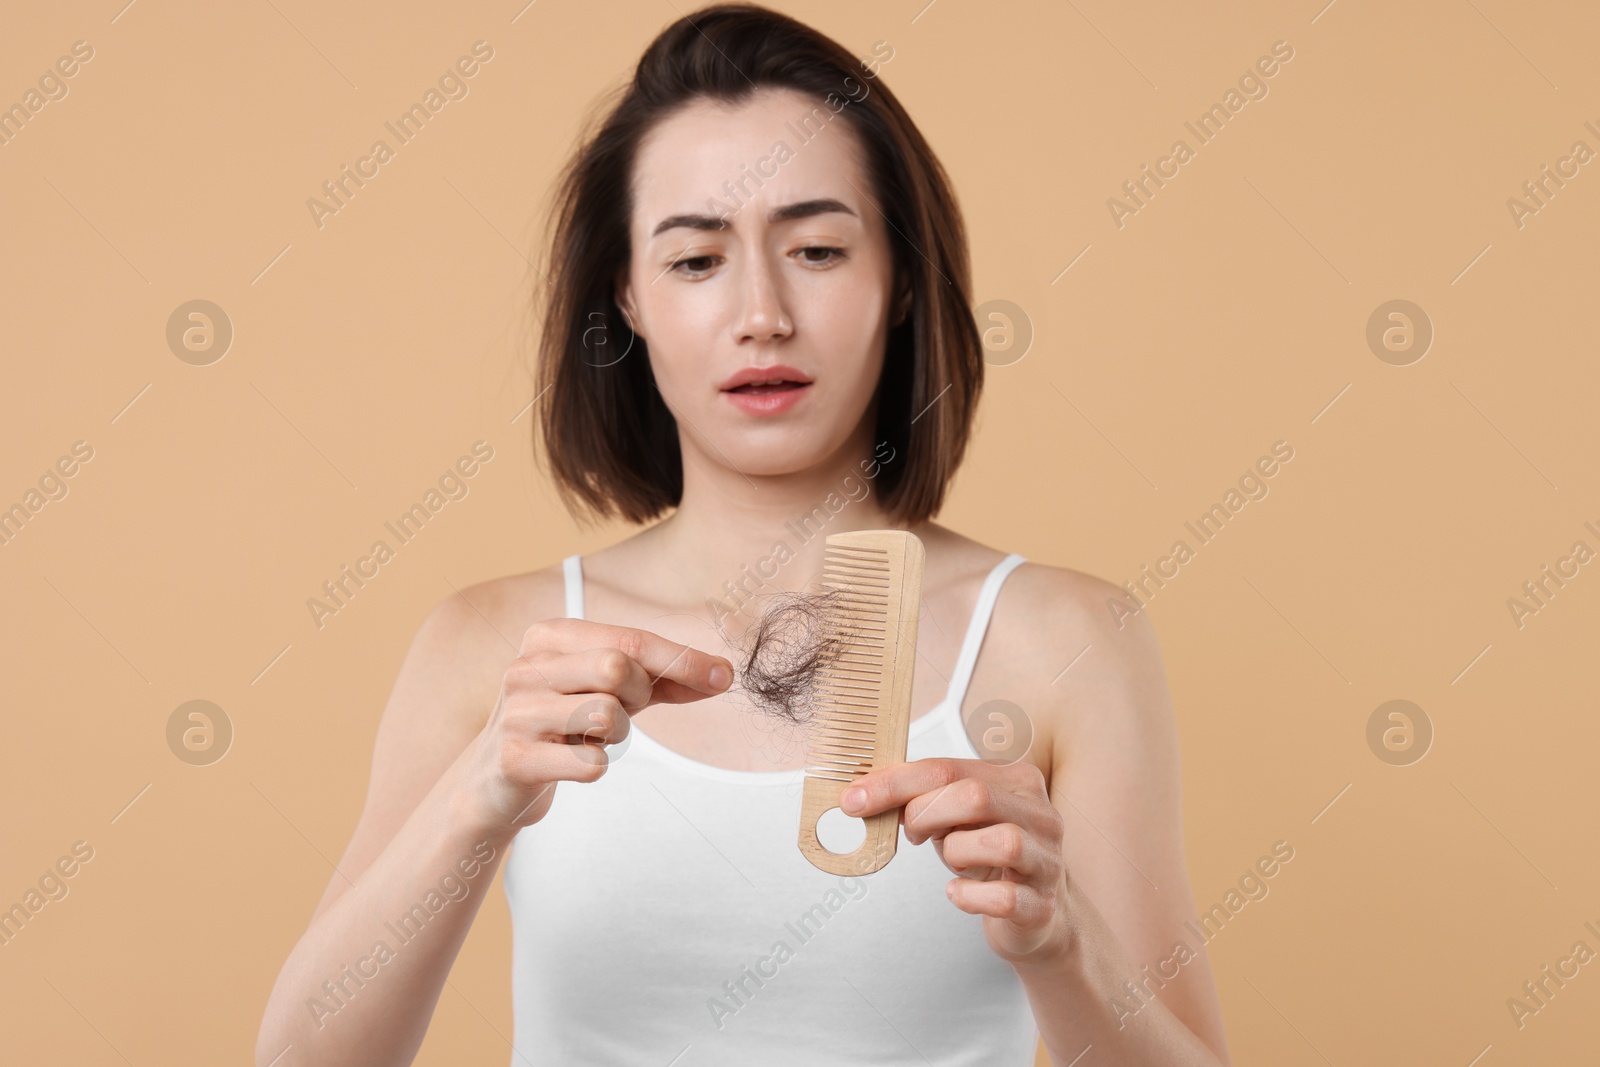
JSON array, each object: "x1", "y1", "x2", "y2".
[
  {"x1": 891, "y1": 274, "x2": 913, "y2": 327},
  {"x1": 614, "y1": 269, "x2": 642, "y2": 337}
]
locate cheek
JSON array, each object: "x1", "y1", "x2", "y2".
[
  {"x1": 830, "y1": 307, "x2": 889, "y2": 399},
  {"x1": 637, "y1": 288, "x2": 722, "y2": 393},
  {"x1": 805, "y1": 281, "x2": 887, "y2": 363},
  {"x1": 651, "y1": 278, "x2": 725, "y2": 331}
]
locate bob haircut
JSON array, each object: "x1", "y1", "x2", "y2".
[{"x1": 532, "y1": 2, "x2": 983, "y2": 528}]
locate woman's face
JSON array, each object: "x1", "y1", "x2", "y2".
[{"x1": 617, "y1": 86, "x2": 908, "y2": 478}]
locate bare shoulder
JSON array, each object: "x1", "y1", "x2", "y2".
[
  {"x1": 995, "y1": 558, "x2": 1128, "y2": 634},
  {"x1": 967, "y1": 549, "x2": 1175, "y2": 787},
  {"x1": 992, "y1": 553, "x2": 1166, "y2": 694},
  {"x1": 417, "y1": 561, "x2": 571, "y2": 716}
]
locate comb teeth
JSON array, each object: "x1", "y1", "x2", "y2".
[
  {"x1": 798, "y1": 530, "x2": 924, "y2": 875},
  {"x1": 808, "y1": 545, "x2": 892, "y2": 781}
]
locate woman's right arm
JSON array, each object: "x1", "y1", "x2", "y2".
[{"x1": 253, "y1": 583, "x2": 733, "y2": 1067}]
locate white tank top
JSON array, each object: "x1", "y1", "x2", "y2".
[{"x1": 503, "y1": 551, "x2": 1038, "y2": 1066}]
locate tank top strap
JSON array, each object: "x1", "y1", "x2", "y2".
[
  {"x1": 562, "y1": 554, "x2": 584, "y2": 620},
  {"x1": 942, "y1": 553, "x2": 1027, "y2": 713}
]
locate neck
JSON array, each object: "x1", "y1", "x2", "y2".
[{"x1": 646, "y1": 425, "x2": 912, "y2": 618}]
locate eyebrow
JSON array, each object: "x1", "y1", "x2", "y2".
[{"x1": 650, "y1": 197, "x2": 857, "y2": 238}]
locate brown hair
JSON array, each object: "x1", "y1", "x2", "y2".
[{"x1": 531, "y1": 2, "x2": 982, "y2": 527}]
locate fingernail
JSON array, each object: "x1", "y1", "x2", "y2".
[
  {"x1": 709, "y1": 664, "x2": 731, "y2": 690},
  {"x1": 841, "y1": 787, "x2": 866, "y2": 813}
]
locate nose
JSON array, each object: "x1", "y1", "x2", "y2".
[{"x1": 734, "y1": 251, "x2": 793, "y2": 344}]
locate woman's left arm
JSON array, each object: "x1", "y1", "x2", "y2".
[{"x1": 839, "y1": 570, "x2": 1231, "y2": 1065}]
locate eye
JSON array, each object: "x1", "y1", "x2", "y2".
[
  {"x1": 794, "y1": 246, "x2": 846, "y2": 267},
  {"x1": 668, "y1": 253, "x2": 721, "y2": 278}
]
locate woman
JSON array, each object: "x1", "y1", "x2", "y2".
[{"x1": 257, "y1": 5, "x2": 1230, "y2": 1065}]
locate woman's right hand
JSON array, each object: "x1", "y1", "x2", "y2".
[{"x1": 463, "y1": 618, "x2": 734, "y2": 830}]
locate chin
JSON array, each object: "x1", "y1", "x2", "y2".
[
  {"x1": 722, "y1": 428, "x2": 840, "y2": 472},
  {"x1": 731, "y1": 443, "x2": 830, "y2": 477}
]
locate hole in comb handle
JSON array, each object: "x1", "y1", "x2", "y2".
[{"x1": 814, "y1": 806, "x2": 868, "y2": 854}]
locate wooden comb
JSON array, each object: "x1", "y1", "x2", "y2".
[{"x1": 797, "y1": 529, "x2": 924, "y2": 876}]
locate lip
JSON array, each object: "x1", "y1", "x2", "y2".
[
  {"x1": 718, "y1": 364, "x2": 814, "y2": 391},
  {"x1": 723, "y1": 381, "x2": 811, "y2": 416}
]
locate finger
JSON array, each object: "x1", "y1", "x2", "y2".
[
  {"x1": 502, "y1": 730, "x2": 613, "y2": 786},
  {"x1": 530, "y1": 648, "x2": 655, "y2": 710},
  {"x1": 504, "y1": 691, "x2": 627, "y2": 748},
  {"x1": 935, "y1": 823, "x2": 1058, "y2": 882},
  {"x1": 558, "y1": 695, "x2": 631, "y2": 747},
  {"x1": 945, "y1": 877, "x2": 1053, "y2": 931},
  {"x1": 841, "y1": 757, "x2": 1043, "y2": 820},
  {"x1": 521, "y1": 620, "x2": 732, "y2": 702},
  {"x1": 899, "y1": 776, "x2": 1058, "y2": 845}
]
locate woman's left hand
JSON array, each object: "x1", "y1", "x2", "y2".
[{"x1": 840, "y1": 757, "x2": 1072, "y2": 967}]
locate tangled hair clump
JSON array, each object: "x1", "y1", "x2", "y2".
[{"x1": 718, "y1": 588, "x2": 848, "y2": 726}]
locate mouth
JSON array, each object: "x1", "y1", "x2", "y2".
[
  {"x1": 719, "y1": 363, "x2": 815, "y2": 394},
  {"x1": 719, "y1": 368, "x2": 814, "y2": 416},
  {"x1": 723, "y1": 378, "x2": 811, "y2": 396}
]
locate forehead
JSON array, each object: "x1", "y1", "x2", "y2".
[{"x1": 631, "y1": 87, "x2": 869, "y2": 228}]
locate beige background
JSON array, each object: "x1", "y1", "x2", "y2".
[{"x1": 2, "y1": 0, "x2": 1597, "y2": 1063}]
